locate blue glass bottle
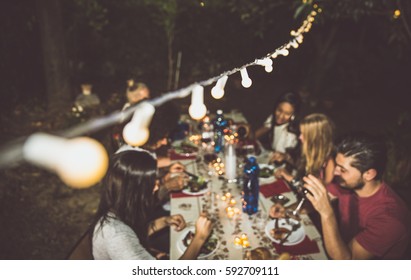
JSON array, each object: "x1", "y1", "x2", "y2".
[
  {"x1": 213, "y1": 110, "x2": 227, "y2": 153},
  {"x1": 242, "y1": 156, "x2": 260, "y2": 215}
]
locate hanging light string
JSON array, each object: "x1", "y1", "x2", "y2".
[{"x1": 0, "y1": 8, "x2": 319, "y2": 187}]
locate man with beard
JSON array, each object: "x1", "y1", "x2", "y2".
[{"x1": 303, "y1": 133, "x2": 410, "y2": 259}]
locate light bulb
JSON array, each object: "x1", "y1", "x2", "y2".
[
  {"x1": 255, "y1": 58, "x2": 273, "y2": 73},
  {"x1": 189, "y1": 85, "x2": 207, "y2": 120},
  {"x1": 271, "y1": 48, "x2": 289, "y2": 58},
  {"x1": 122, "y1": 102, "x2": 155, "y2": 147},
  {"x1": 189, "y1": 103, "x2": 207, "y2": 120},
  {"x1": 211, "y1": 75, "x2": 228, "y2": 99},
  {"x1": 211, "y1": 87, "x2": 224, "y2": 99},
  {"x1": 290, "y1": 40, "x2": 299, "y2": 49},
  {"x1": 123, "y1": 123, "x2": 150, "y2": 147},
  {"x1": 23, "y1": 133, "x2": 108, "y2": 188},
  {"x1": 57, "y1": 137, "x2": 108, "y2": 188},
  {"x1": 296, "y1": 35, "x2": 304, "y2": 44},
  {"x1": 240, "y1": 68, "x2": 252, "y2": 88}
]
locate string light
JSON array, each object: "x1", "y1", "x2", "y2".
[
  {"x1": 393, "y1": 10, "x2": 401, "y2": 19},
  {"x1": 240, "y1": 68, "x2": 252, "y2": 88},
  {"x1": 0, "y1": 7, "x2": 320, "y2": 185},
  {"x1": 23, "y1": 133, "x2": 108, "y2": 188},
  {"x1": 189, "y1": 85, "x2": 207, "y2": 120},
  {"x1": 271, "y1": 48, "x2": 289, "y2": 58},
  {"x1": 123, "y1": 102, "x2": 155, "y2": 146},
  {"x1": 255, "y1": 58, "x2": 273, "y2": 73},
  {"x1": 211, "y1": 75, "x2": 228, "y2": 99}
]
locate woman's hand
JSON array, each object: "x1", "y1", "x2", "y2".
[
  {"x1": 274, "y1": 168, "x2": 293, "y2": 182},
  {"x1": 169, "y1": 162, "x2": 185, "y2": 173},
  {"x1": 194, "y1": 214, "x2": 213, "y2": 241},
  {"x1": 166, "y1": 214, "x2": 186, "y2": 231},
  {"x1": 269, "y1": 203, "x2": 286, "y2": 219},
  {"x1": 270, "y1": 152, "x2": 286, "y2": 163},
  {"x1": 163, "y1": 172, "x2": 189, "y2": 192}
]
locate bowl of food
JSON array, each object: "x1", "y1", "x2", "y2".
[
  {"x1": 258, "y1": 164, "x2": 275, "y2": 184},
  {"x1": 265, "y1": 218, "x2": 305, "y2": 246},
  {"x1": 172, "y1": 140, "x2": 199, "y2": 156},
  {"x1": 182, "y1": 175, "x2": 208, "y2": 195}
]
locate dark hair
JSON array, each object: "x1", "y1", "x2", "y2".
[
  {"x1": 336, "y1": 133, "x2": 387, "y2": 180},
  {"x1": 146, "y1": 102, "x2": 180, "y2": 147},
  {"x1": 93, "y1": 150, "x2": 157, "y2": 248},
  {"x1": 265, "y1": 91, "x2": 301, "y2": 153}
]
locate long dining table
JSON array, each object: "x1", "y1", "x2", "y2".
[{"x1": 168, "y1": 111, "x2": 328, "y2": 260}]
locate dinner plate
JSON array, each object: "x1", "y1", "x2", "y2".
[
  {"x1": 265, "y1": 218, "x2": 305, "y2": 246},
  {"x1": 176, "y1": 227, "x2": 220, "y2": 259},
  {"x1": 181, "y1": 187, "x2": 209, "y2": 196},
  {"x1": 258, "y1": 164, "x2": 276, "y2": 184},
  {"x1": 171, "y1": 140, "x2": 198, "y2": 157}
]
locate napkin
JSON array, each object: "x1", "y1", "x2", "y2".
[
  {"x1": 169, "y1": 150, "x2": 198, "y2": 161},
  {"x1": 259, "y1": 180, "x2": 291, "y2": 198},
  {"x1": 272, "y1": 236, "x2": 320, "y2": 255}
]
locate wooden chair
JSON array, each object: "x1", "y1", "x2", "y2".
[{"x1": 66, "y1": 227, "x2": 94, "y2": 260}]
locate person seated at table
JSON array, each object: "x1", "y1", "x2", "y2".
[
  {"x1": 254, "y1": 91, "x2": 301, "y2": 163},
  {"x1": 111, "y1": 80, "x2": 151, "y2": 151},
  {"x1": 122, "y1": 79, "x2": 150, "y2": 110},
  {"x1": 303, "y1": 133, "x2": 410, "y2": 259},
  {"x1": 91, "y1": 149, "x2": 213, "y2": 260},
  {"x1": 274, "y1": 113, "x2": 335, "y2": 186},
  {"x1": 116, "y1": 101, "x2": 189, "y2": 203}
]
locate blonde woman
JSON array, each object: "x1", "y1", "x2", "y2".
[{"x1": 274, "y1": 113, "x2": 335, "y2": 186}]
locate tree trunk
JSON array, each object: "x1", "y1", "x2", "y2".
[{"x1": 36, "y1": 0, "x2": 71, "y2": 115}]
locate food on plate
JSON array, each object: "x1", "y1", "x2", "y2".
[
  {"x1": 270, "y1": 227, "x2": 290, "y2": 241},
  {"x1": 245, "y1": 247, "x2": 272, "y2": 260},
  {"x1": 186, "y1": 176, "x2": 207, "y2": 193},
  {"x1": 174, "y1": 141, "x2": 199, "y2": 154},
  {"x1": 182, "y1": 230, "x2": 218, "y2": 255},
  {"x1": 259, "y1": 167, "x2": 274, "y2": 178}
]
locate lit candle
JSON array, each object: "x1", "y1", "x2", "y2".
[
  {"x1": 241, "y1": 233, "x2": 248, "y2": 241},
  {"x1": 234, "y1": 236, "x2": 242, "y2": 246},
  {"x1": 242, "y1": 240, "x2": 250, "y2": 248}
]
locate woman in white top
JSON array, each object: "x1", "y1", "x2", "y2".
[
  {"x1": 255, "y1": 92, "x2": 301, "y2": 162},
  {"x1": 92, "y1": 149, "x2": 213, "y2": 260}
]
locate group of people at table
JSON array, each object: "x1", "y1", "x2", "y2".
[{"x1": 88, "y1": 82, "x2": 410, "y2": 260}]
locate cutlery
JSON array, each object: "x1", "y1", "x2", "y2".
[{"x1": 280, "y1": 220, "x2": 301, "y2": 245}]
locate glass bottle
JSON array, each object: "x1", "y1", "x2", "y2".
[
  {"x1": 213, "y1": 110, "x2": 227, "y2": 153},
  {"x1": 242, "y1": 156, "x2": 260, "y2": 215}
]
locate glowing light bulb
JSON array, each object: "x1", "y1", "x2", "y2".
[
  {"x1": 290, "y1": 40, "x2": 299, "y2": 49},
  {"x1": 122, "y1": 102, "x2": 155, "y2": 147},
  {"x1": 271, "y1": 48, "x2": 289, "y2": 58},
  {"x1": 290, "y1": 30, "x2": 297, "y2": 36},
  {"x1": 211, "y1": 75, "x2": 228, "y2": 99},
  {"x1": 255, "y1": 58, "x2": 273, "y2": 73},
  {"x1": 240, "y1": 68, "x2": 252, "y2": 88},
  {"x1": 296, "y1": 34, "x2": 304, "y2": 44},
  {"x1": 123, "y1": 123, "x2": 149, "y2": 147},
  {"x1": 393, "y1": 10, "x2": 401, "y2": 19},
  {"x1": 23, "y1": 133, "x2": 109, "y2": 188},
  {"x1": 189, "y1": 85, "x2": 207, "y2": 120}
]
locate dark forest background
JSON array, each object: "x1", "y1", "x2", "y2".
[{"x1": 0, "y1": 0, "x2": 410, "y2": 259}]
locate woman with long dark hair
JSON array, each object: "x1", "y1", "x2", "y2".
[
  {"x1": 255, "y1": 92, "x2": 301, "y2": 162},
  {"x1": 92, "y1": 149, "x2": 213, "y2": 259}
]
